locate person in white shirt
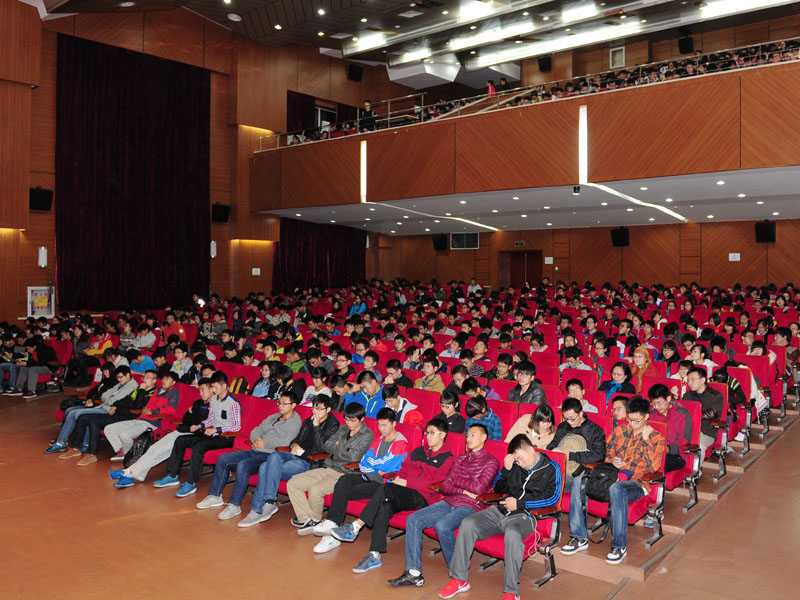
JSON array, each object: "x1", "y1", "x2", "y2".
[
  {"x1": 689, "y1": 344, "x2": 718, "y2": 376},
  {"x1": 563, "y1": 378, "x2": 598, "y2": 414},
  {"x1": 466, "y1": 278, "x2": 482, "y2": 295},
  {"x1": 301, "y1": 367, "x2": 332, "y2": 406}
]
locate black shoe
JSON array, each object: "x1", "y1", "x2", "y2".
[
  {"x1": 387, "y1": 571, "x2": 424, "y2": 587},
  {"x1": 290, "y1": 517, "x2": 308, "y2": 527}
]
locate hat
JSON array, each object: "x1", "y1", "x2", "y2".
[{"x1": 558, "y1": 433, "x2": 588, "y2": 475}]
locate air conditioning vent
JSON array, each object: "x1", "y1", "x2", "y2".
[{"x1": 451, "y1": 232, "x2": 479, "y2": 250}]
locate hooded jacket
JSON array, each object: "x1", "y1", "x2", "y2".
[
  {"x1": 493, "y1": 453, "x2": 560, "y2": 516},
  {"x1": 395, "y1": 444, "x2": 455, "y2": 504},
  {"x1": 440, "y1": 447, "x2": 500, "y2": 511}
]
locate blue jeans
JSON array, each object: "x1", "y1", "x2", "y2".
[
  {"x1": 208, "y1": 450, "x2": 272, "y2": 505},
  {"x1": 56, "y1": 406, "x2": 105, "y2": 446},
  {"x1": 405, "y1": 501, "x2": 475, "y2": 572},
  {"x1": 0, "y1": 363, "x2": 20, "y2": 390},
  {"x1": 568, "y1": 475, "x2": 645, "y2": 549},
  {"x1": 251, "y1": 451, "x2": 310, "y2": 513}
]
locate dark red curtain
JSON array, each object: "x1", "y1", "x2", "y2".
[
  {"x1": 55, "y1": 34, "x2": 210, "y2": 310},
  {"x1": 286, "y1": 90, "x2": 317, "y2": 133},
  {"x1": 273, "y1": 218, "x2": 366, "y2": 293}
]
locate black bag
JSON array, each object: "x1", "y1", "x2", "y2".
[
  {"x1": 584, "y1": 462, "x2": 620, "y2": 503},
  {"x1": 59, "y1": 396, "x2": 85, "y2": 411},
  {"x1": 123, "y1": 429, "x2": 155, "y2": 468}
]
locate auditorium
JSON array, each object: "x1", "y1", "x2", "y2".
[{"x1": 2, "y1": 0, "x2": 800, "y2": 598}]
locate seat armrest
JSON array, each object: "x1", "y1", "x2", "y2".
[
  {"x1": 528, "y1": 506, "x2": 559, "y2": 517},
  {"x1": 711, "y1": 420, "x2": 728, "y2": 428},
  {"x1": 169, "y1": 419, "x2": 184, "y2": 425},
  {"x1": 642, "y1": 471, "x2": 665, "y2": 482},
  {"x1": 381, "y1": 472, "x2": 398, "y2": 480},
  {"x1": 427, "y1": 481, "x2": 443, "y2": 491},
  {"x1": 307, "y1": 453, "x2": 330, "y2": 461},
  {"x1": 680, "y1": 444, "x2": 701, "y2": 452},
  {"x1": 275, "y1": 446, "x2": 290, "y2": 452},
  {"x1": 343, "y1": 461, "x2": 361, "y2": 470},
  {"x1": 219, "y1": 431, "x2": 240, "y2": 438},
  {"x1": 129, "y1": 409, "x2": 143, "y2": 414},
  {"x1": 476, "y1": 493, "x2": 504, "y2": 503}
]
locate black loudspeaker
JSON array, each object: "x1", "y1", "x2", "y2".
[
  {"x1": 678, "y1": 36, "x2": 694, "y2": 54},
  {"x1": 432, "y1": 234, "x2": 448, "y2": 251},
  {"x1": 538, "y1": 56, "x2": 552, "y2": 72},
  {"x1": 755, "y1": 220, "x2": 776, "y2": 243},
  {"x1": 211, "y1": 203, "x2": 231, "y2": 223},
  {"x1": 611, "y1": 227, "x2": 630, "y2": 247},
  {"x1": 29, "y1": 187, "x2": 53, "y2": 212},
  {"x1": 348, "y1": 64, "x2": 364, "y2": 82}
]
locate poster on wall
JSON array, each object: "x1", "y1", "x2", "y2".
[{"x1": 28, "y1": 286, "x2": 55, "y2": 319}]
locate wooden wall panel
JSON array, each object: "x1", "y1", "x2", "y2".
[
  {"x1": 210, "y1": 73, "x2": 232, "y2": 192},
  {"x1": 552, "y1": 229, "x2": 570, "y2": 284},
  {"x1": 203, "y1": 19, "x2": 233, "y2": 74},
  {"x1": 377, "y1": 234, "x2": 403, "y2": 281},
  {"x1": 625, "y1": 41, "x2": 650, "y2": 67},
  {"x1": 401, "y1": 236, "x2": 437, "y2": 283},
  {"x1": 330, "y1": 60, "x2": 362, "y2": 108},
  {"x1": 701, "y1": 221, "x2": 766, "y2": 287},
  {"x1": 18, "y1": 209, "x2": 56, "y2": 317},
  {"x1": 0, "y1": 80, "x2": 31, "y2": 230},
  {"x1": 577, "y1": 49, "x2": 602, "y2": 76},
  {"x1": 0, "y1": 0, "x2": 41, "y2": 86},
  {"x1": 280, "y1": 137, "x2": 360, "y2": 208},
  {"x1": 30, "y1": 30, "x2": 57, "y2": 176},
  {"x1": 296, "y1": 45, "x2": 331, "y2": 100},
  {"x1": 680, "y1": 222, "x2": 702, "y2": 283},
  {"x1": 210, "y1": 223, "x2": 233, "y2": 298},
  {"x1": 702, "y1": 28, "x2": 736, "y2": 52},
  {"x1": 143, "y1": 9, "x2": 205, "y2": 68},
  {"x1": 735, "y1": 22, "x2": 770, "y2": 47},
  {"x1": 74, "y1": 12, "x2": 145, "y2": 53},
  {"x1": 622, "y1": 224, "x2": 679, "y2": 286},
  {"x1": 235, "y1": 240, "x2": 274, "y2": 296},
  {"x1": 741, "y1": 62, "x2": 800, "y2": 168},
  {"x1": 230, "y1": 38, "x2": 293, "y2": 131},
  {"x1": 455, "y1": 101, "x2": 578, "y2": 192},
  {"x1": 588, "y1": 74, "x2": 740, "y2": 181},
  {"x1": 233, "y1": 126, "x2": 280, "y2": 241},
  {"x1": 769, "y1": 15, "x2": 800, "y2": 41},
  {"x1": 569, "y1": 228, "x2": 621, "y2": 285},
  {"x1": 249, "y1": 151, "x2": 281, "y2": 212},
  {"x1": 438, "y1": 249, "x2": 476, "y2": 283},
  {"x1": 43, "y1": 16, "x2": 75, "y2": 35},
  {"x1": 368, "y1": 121, "x2": 455, "y2": 202},
  {"x1": 767, "y1": 219, "x2": 800, "y2": 285},
  {"x1": 521, "y1": 51, "x2": 576, "y2": 86},
  {"x1": 360, "y1": 64, "x2": 413, "y2": 106},
  {"x1": 0, "y1": 228, "x2": 21, "y2": 323},
  {"x1": 651, "y1": 40, "x2": 672, "y2": 63}
]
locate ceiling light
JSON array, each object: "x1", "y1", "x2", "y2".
[
  {"x1": 543, "y1": 16, "x2": 550, "y2": 21},
  {"x1": 565, "y1": 28, "x2": 571, "y2": 32},
  {"x1": 361, "y1": 17, "x2": 367, "y2": 22},
  {"x1": 318, "y1": 31, "x2": 325, "y2": 36},
  {"x1": 521, "y1": 214, "x2": 527, "y2": 218},
  {"x1": 737, "y1": 193, "x2": 746, "y2": 198},
  {"x1": 470, "y1": 50, "x2": 476, "y2": 54},
  {"x1": 425, "y1": 228, "x2": 430, "y2": 232},
  {"x1": 543, "y1": 205, "x2": 551, "y2": 209},
  {"x1": 515, "y1": 40, "x2": 522, "y2": 44},
  {"x1": 445, "y1": 212, "x2": 452, "y2": 216},
  {"x1": 563, "y1": 4, "x2": 598, "y2": 23},
  {"x1": 119, "y1": 1, "x2": 135, "y2": 5},
  {"x1": 620, "y1": 13, "x2": 627, "y2": 19},
  {"x1": 352, "y1": 36, "x2": 358, "y2": 41},
  {"x1": 274, "y1": 24, "x2": 282, "y2": 29},
  {"x1": 227, "y1": 13, "x2": 242, "y2": 21},
  {"x1": 318, "y1": 8, "x2": 325, "y2": 15},
  {"x1": 330, "y1": 220, "x2": 336, "y2": 223},
  {"x1": 295, "y1": 213, "x2": 302, "y2": 216},
  {"x1": 512, "y1": 196, "x2": 519, "y2": 200},
  {"x1": 601, "y1": 202, "x2": 608, "y2": 206},
  {"x1": 626, "y1": 208, "x2": 634, "y2": 212},
  {"x1": 365, "y1": 217, "x2": 371, "y2": 221},
  {"x1": 491, "y1": 209, "x2": 498, "y2": 213},
  {"x1": 640, "y1": 19, "x2": 647, "y2": 23},
  {"x1": 707, "y1": 214, "x2": 714, "y2": 219},
  {"x1": 716, "y1": 180, "x2": 725, "y2": 185},
  {"x1": 665, "y1": 198, "x2": 673, "y2": 202},
  {"x1": 369, "y1": 207, "x2": 375, "y2": 211},
  {"x1": 523, "y1": 11, "x2": 529, "y2": 16},
  {"x1": 391, "y1": 230, "x2": 396, "y2": 233},
  {"x1": 546, "y1": 222, "x2": 552, "y2": 226},
  {"x1": 442, "y1": 10, "x2": 448, "y2": 15},
  {"x1": 397, "y1": 222, "x2": 402, "y2": 225},
  {"x1": 459, "y1": 200, "x2": 467, "y2": 204},
  {"x1": 773, "y1": 211, "x2": 780, "y2": 216},
  {"x1": 434, "y1": 219, "x2": 440, "y2": 223},
  {"x1": 640, "y1": 186, "x2": 648, "y2": 191},
  {"x1": 403, "y1": 215, "x2": 409, "y2": 218},
  {"x1": 701, "y1": 0, "x2": 787, "y2": 20},
  {"x1": 395, "y1": 25, "x2": 400, "y2": 28},
  {"x1": 470, "y1": 25, "x2": 477, "y2": 30},
  {"x1": 756, "y1": 201, "x2": 764, "y2": 205},
  {"x1": 649, "y1": 217, "x2": 655, "y2": 221},
  {"x1": 223, "y1": 0, "x2": 232, "y2": 3}
]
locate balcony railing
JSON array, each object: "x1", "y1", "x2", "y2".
[{"x1": 258, "y1": 36, "x2": 800, "y2": 152}]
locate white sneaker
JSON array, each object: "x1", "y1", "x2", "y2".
[
  {"x1": 196, "y1": 495, "x2": 225, "y2": 510},
  {"x1": 733, "y1": 431, "x2": 746, "y2": 442},
  {"x1": 110, "y1": 454, "x2": 125, "y2": 462},
  {"x1": 313, "y1": 535, "x2": 342, "y2": 554},
  {"x1": 260, "y1": 502, "x2": 279, "y2": 521},
  {"x1": 218, "y1": 504, "x2": 242, "y2": 520},
  {"x1": 313, "y1": 519, "x2": 339, "y2": 536}
]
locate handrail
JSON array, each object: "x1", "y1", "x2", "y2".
[{"x1": 258, "y1": 35, "x2": 800, "y2": 151}]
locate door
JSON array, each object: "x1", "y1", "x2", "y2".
[{"x1": 499, "y1": 250, "x2": 543, "y2": 289}]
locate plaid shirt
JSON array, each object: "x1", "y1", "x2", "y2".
[
  {"x1": 466, "y1": 408, "x2": 503, "y2": 441},
  {"x1": 605, "y1": 422, "x2": 665, "y2": 492}
]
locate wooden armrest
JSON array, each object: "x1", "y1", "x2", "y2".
[
  {"x1": 219, "y1": 431, "x2": 240, "y2": 437},
  {"x1": 642, "y1": 471, "x2": 665, "y2": 482},
  {"x1": 681, "y1": 444, "x2": 701, "y2": 452},
  {"x1": 427, "y1": 481, "x2": 443, "y2": 491},
  {"x1": 582, "y1": 462, "x2": 603, "y2": 470},
  {"x1": 245, "y1": 440, "x2": 253, "y2": 445},
  {"x1": 711, "y1": 420, "x2": 727, "y2": 428},
  {"x1": 343, "y1": 461, "x2": 361, "y2": 470},
  {"x1": 129, "y1": 409, "x2": 144, "y2": 414},
  {"x1": 528, "y1": 505, "x2": 559, "y2": 517},
  {"x1": 381, "y1": 472, "x2": 398, "y2": 480},
  {"x1": 307, "y1": 453, "x2": 330, "y2": 461},
  {"x1": 476, "y1": 493, "x2": 504, "y2": 503},
  {"x1": 275, "y1": 446, "x2": 290, "y2": 452}
]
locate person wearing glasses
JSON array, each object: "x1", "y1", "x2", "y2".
[
  {"x1": 334, "y1": 350, "x2": 357, "y2": 379},
  {"x1": 682, "y1": 366, "x2": 724, "y2": 458},
  {"x1": 561, "y1": 395, "x2": 664, "y2": 565},
  {"x1": 435, "y1": 391, "x2": 466, "y2": 433},
  {"x1": 195, "y1": 389, "x2": 303, "y2": 519}
]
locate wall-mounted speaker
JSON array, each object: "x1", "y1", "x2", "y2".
[
  {"x1": 678, "y1": 36, "x2": 694, "y2": 54},
  {"x1": 29, "y1": 187, "x2": 53, "y2": 212},
  {"x1": 432, "y1": 234, "x2": 448, "y2": 251},
  {"x1": 348, "y1": 64, "x2": 364, "y2": 82},
  {"x1": 755, "y1": 220, "x2": 776, "y2": 243},
  {"x1": 538, "y1": 56, "x2": 552, "y2": 72},
  {"x1": 211, "y1": 203, "x2": 231, "y2": 223},
  {"x1": 611, "y1": 227, "x2": 630, "y2": 247}
]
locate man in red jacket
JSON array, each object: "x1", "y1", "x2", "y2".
[
  {"x1": 321, "y1": 417, "x2": 457, "y2": 574},
  {"x1": 387, "y1": 422, "x2": 500, "y2": 588}
]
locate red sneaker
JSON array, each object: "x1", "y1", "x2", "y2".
[
  {"x1": 439, "y1": 579, "x2": 470, "y2": 599},
  {"x1": 503, "y1": 594, "x2": 520, "y2": 600}
]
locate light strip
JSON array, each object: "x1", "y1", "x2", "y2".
[
  {"x1": 588, "y1": 183, "x2": 689, "y2": 222},
  {"x1": 578, "y1": 105, "x2": 588, "y2": 185},
  {"x1": 448, "y1": 21, "x2": 535, "y2": 52},
  {"x1": 700, "y1": 0, "x2": 793, "y2": 20},
  {"x1": 562, "y1": 3, "x2": 598, "y2": 24},
  {"x1": 360, "y1": 140, "x2": 367, "y2": 203},
  {"x1": 378, "y1": 203, "x2": 499, "y2": 232}
]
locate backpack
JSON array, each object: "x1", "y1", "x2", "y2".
[
  {"x1": 229, "y1": 376, "x2": 250, "y2": 395},
  {"x1": 583, "y1": 462, "x2": 620, "y2": 503},
  {"x1": 123, "y1": 429, "x2": 155, "y2": 468}
]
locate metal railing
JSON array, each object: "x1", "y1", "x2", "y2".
[{"x1": 257, "y1": 36, "x2": 800, "y2": 151}]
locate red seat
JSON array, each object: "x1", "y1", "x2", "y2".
[
  {"x1": 486, "y1": 399, "x2": 520, "y2": 439},
  {"x1": 560, "y1": 368, "x2": 598, "y2": 393},
  {"x1": 487, "y1": 379, "x2": 516, "y2": 402}
]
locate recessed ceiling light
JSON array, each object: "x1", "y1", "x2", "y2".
[
  {"x1": 665, "y1": 198, "x2": 673, "y2": 202},
  {"x1": 459, "y1": 200, "x2": 467, "y2": 204},
  {"x1": 442, "y1": 10, "x2": 448, "y2": 14},
  {"x1": 274, "y1": 24, "x2": 282, "y2": 29},
  {"x1": 470, "y1": 50, "x2": 476, "y2": 54},
  {"x1": 512, "y1": 196, "x2": 519, "y2": 200},
  {"x1": 626, "y1": 208, "x2": 634, "y2": 212},
  {"x1": 317, "y1": 8, "x2": 325, "y2": 15},
  {"x1": 523, "y1": 11, "x2": 529, "y2": 16},
  {"x1": 737, "y1": 193, "x2": 746, "y2": 198},
  {"x1": 689, "y1": 205, "x2": 694, "y2": 208},
  {"x1": 773, "y1": 212, "x2": 780, "y2": 216},
  {"x1": 369, "y1": 207, "x2": 375, "y2": 211},
  {"x1": 756, "y1": 201, "x2": 764, "y2": 205},
  {"x1": 565, "y1": 28, "x2": 571, "y2": 31},
  {"x1": 445, "y1": 212, "x2": 452, "y2": 216},
  {"x1": 425, "y1": 228, "x2": 430, "y2": 232},
  {"x1": 227, "y1": 13, "x2": 242, "y2": 21},
  {"x1": 640, "y1": 19, "x2": 647, "y2": 23},
  {"x1": 397, "y1": 222, "x2": 402, "y2": 225},
  {"x1": 515, "y1": 40, "x2": 522, "y2": 44},
  {"x1": 352, "y1": 36, "x2": 358, "y2": 41},
  {"x1": 649, "y1": 217, "x2": 655, "y2": 221},
  {"x1": 716, "y1": 180, "x2": 725, "y2": 185},
  {"x1": 434, "y1": 219, "x2": 440, "y2": 223},
  {"x1": 543, "y1": 206, "x2": 551, "y2": 209},
  {"x1": 318, "y1": 31, "x2": 325, "y2": 36},
  {"x1": 470, "y1": 25, "x2": 477, "y2": 30},
  {"x1": 546, "y1": 222, "x2": 553, "y2": 226},
  {"x1": 521, "y1": 214, "x2": 527, "y2": 218},
  {"x1": 403, "y1": 215, "x2": 409, "y2": 218},
  {"x1": 361, "y1": 17, "x2": 367, "y2": 22},
  {"x1": 707, "y1": 215, "x2": 714, "y2": 219},
  {"x1": 491, "y1": 209, "x2": 498, "y2": 213},
  {"x1": 119, "y1": 1, "x2": 135, "y2": 5},
  {"x1": 600, "y1": 202, "x2": 608, "y2": 206},
  {"x1": 330, "y1": 219, "x2": 336, "y2": 223},
  {"x1": 390, "y1": 230, "x2": 396, "y2": 233},
  {"x1": 620, "y1": 13, "x2": 627, "y2": 19},
  {"x1": 543, "y1": 16, "x2": 550, "y2": 21},
  {"x1": 395, "y1": 25, "x2": 400, "y2": 28},
  {"x1": 365, "y1": 217, "x2": 371, "y2": 221},
  {"x1": 295, "y1": 213, "x2": 302, "y2": 216},
  {"x1": 640, "y1": 186, "x2": 648, "y2": 191}
]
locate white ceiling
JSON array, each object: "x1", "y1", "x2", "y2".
[{"x1": 266, "y1": 166, "x2": 800, "y2": 235}]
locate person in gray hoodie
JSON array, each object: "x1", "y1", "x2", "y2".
[{"x1": 196, "y1": 390, "x2": 303, "y2": 520}]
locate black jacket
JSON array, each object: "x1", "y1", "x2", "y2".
[
  {"x1": 493, "y1": 454, "x2": 559, "y2": 516},
  {"x1": 290, "y1": 415, "x2": 340, "y2": 454},
  {"x1": 177, "y1": 399, "x2": 210, "y2": 433},
  {"x1": 113, "y1": 386, "x2": 155, "y2": 419},
  {"x1": 547, "y1": 418, "x2": 606, "y2": 466},
  {"x1": 507, "y1": 382, "x2": 547, "y2": 406},
  {"x1": 30, "y1": 343, "x2": 58, "y2": 370}
]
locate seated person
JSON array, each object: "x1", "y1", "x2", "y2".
[
  {"x1": 284, "y1": 401, "x2": 374, "y2": 535},
  {"x1": 504, "y1": 404, "x2": 556, "y2": 446},
  {"x1": 220, "y1": 341, "x2": 243, "y2": 364},
  {"x1": 506, "y1": 361, "x2": 546, "y2": 405},
  {"x1": 610, "y1": 395, "x2": 628, "y2": 428},
  {"x1": 598, "y1": 361, "x2": 636, "y2": 404},
  {"x1": 383, "y1": 359, "x2": 414, "y2": 388},
  {"x1": 484, "y1": 353, "x2": 515, "y2": 381},
  {"x1": 12, "y1": 335, "x2": 58, "y2": 398},
  {"x1": 334, "y1": 350, "x2": 357, "y2": 379},
  {"x1": 683, "y1": 366, "x2": 724, "y2": 457},
  {"x1": 436, "y1": 391, "x2": 466, "y2": 434},
  {"x1": 231, "y1": 395, "x2": 340, "y2": 527},
  {"x1": 669, "y1": 359, "x2": 693, "y2": 401},
  {"x1": 362, "y1": 350, "x2": 383, "y2": 383},
  {"x1": 381, "y1": 383, "x2": 424, "y2": 428},
  {"x1": 440, "y1": 336, "x2": 465, "y2": 359},
  {"x1": 251, "y1": 362, "x2": 280, "y2": 399},
  {"x1": 105, "y1": 370, "x2": 178, "y2": 460},
  {"x1": 300, "y1": 347, "x2": 334, "y2": 376},
  {"x1": 459, "y1": 349, "x2": 484, "y2": 377},
  {"x1": 388, "y1": 422, "x2": 498, "y2": 588},
  {"x1": 443, "y1": 365, "x2": 469, "y2": 397},
  {"x1": 464, "y1": 395, "x2": 502, "y2": 441},
  {"x1": 151, "y1": 348, "x2": 173, "y2": 379},
  {"x1": 439, "y1": 433, "x2": 558, "y2": 600},
  {"x1": 126, "y1": 349, "x2": 155, "y2": 374},
  {"x1": 414, "y1": 357, "x2": 445, "y2": 393},
  {"x1": 563, "y1": 378, "x2": 599, "y2": 414},
  {"x1": 647, "y1": 384, "x2": 689, "y2": 473},
  {"x1": 561, "y1": 396, "x2": 664, "y2": 565},
  {"x1": 547, "y1": 397, "x2": 606, "y2": 493},
  {"x1": 169, "y1": 342, "x2": 193, "y2": 381},
  {"x1": 195, "y1": 390, "x2": 303, "y2": 519},
  {"x1": 462, "y1": 376, "x2": 501, "y2": 401},
  {"x1": 152, "y1": 371, "x2": 242, "y2": 497},
  {"x1": 344, "y1": 370, "x2": 385, "y2": 418},
  {"x1": 690, "y1": 343, "x2": 718, "y2": 375},
  {"x1": 300, "y1": 367, "x2": 332, "y2": 406},
  {"x1": 283, "y1": 343, "x2": 307, "y2": 372},
  {"x1": 559, "y1": 346, "x2": 593, "y2": 373},
  {"x1": 131, "y1": 323, "x2": 156, "y2": 350}
]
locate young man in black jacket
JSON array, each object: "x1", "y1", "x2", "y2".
[
  {"x1": 235, "y1": 395, "x2": 340, "y2": 528},
  {"x1": 11, "y1": 335, "x2": 58, "y2": 399},
  {"x1": 440, "y1": 434, "x2": 559, "y2": 600}
]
